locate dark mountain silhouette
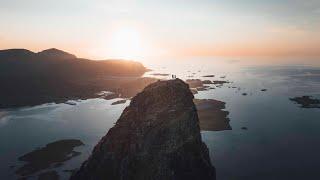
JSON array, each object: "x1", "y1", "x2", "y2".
[
  {"x1": 0, "y1": 48, "x2": 153, "y2": 108},
  {"x1": 37, "y1": 48, "x2": 77, "y2": 60},
  {"x1": 0, "y1": 49, "x2": 35, "y2": 60},
  {"x1": 0, "y1": 48, "x2": 146, "y2": 78}
]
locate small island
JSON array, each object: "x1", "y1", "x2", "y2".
[
  {"x1": 194, "y1": 99, "x2": 231, "y2": 131},
  {"x1": 111, "y1": 99, "x2": 127, "y2": 105},
  {"x1": 202, "y1": 75, "x2": 215, "y2": 77},
  {"x1": 290, "y1": 96, "x2": 320, "y2": 108},
  {"x1": 15, "y1": 139, "x2": 84, "y2": 178}
]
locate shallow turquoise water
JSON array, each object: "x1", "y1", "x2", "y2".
[{"x1": 0, "y1": 57, "x2": 319, "y2": 179}]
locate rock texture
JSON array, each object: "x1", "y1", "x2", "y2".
[{"x1": 71, "y1": 79, "x2": 215, "y2": 180}]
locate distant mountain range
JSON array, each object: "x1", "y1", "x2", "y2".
[
  {"x1": 0, "y1": 48, "x2": 152, "y2": 108},
  {"x1": 0, "y1": 48, "x2": 76, "y2": 60},
  {"x1": 0, "y1": 48, "x2": 147, "y2": 78}
]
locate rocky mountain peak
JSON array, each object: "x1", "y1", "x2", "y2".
[
  {"x1": 71, "y1": 79, "x2": 216, "y2": 180},
  {"x1": 130, "y1": 79, "x2": 194, "y2": 113}
]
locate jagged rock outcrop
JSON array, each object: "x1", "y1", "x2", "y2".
[{"x1": 71, "y1": 79, "x2": 216, "y2": 180}]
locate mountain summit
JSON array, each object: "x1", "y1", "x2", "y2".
[
  {"x1": 71, "y1": 79, "x2": 216, "y2": 180},
  {"x1": 37, "y1": 48, "x2": 77, "y2": 60}
]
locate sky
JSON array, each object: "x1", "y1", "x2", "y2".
[{"x1": 1, "y1": 0, "x2": 320, "y2": 59}]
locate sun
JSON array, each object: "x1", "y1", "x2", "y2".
[
  {"x1": 107, "y1": 27, "x2": 148, "y2": 60},
  {"x1": 91, "y1": 25, "x2": 156, "y2": 61}
]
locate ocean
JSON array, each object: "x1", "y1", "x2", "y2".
[{"x1": 1, "y1": 57, "x2": 319, "y2": 179}]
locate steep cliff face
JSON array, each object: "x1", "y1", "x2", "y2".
[{"x1": 71, "y1": 79, "x2": 216, "y2": 180}]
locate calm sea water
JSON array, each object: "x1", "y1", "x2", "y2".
[{"x1": 0, "y1": 57, "x2": 319, "y2": 180}]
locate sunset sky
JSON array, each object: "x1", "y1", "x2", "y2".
[{"x1": 1, "y1": 0, "x2": 320, "y2": 59}]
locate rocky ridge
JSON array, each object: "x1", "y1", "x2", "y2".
[{"x1": 71, "y1": 79, "x2": 216, "y2": 180}]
